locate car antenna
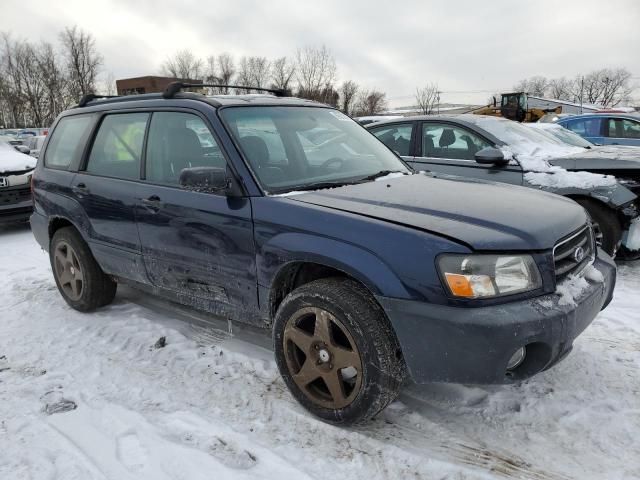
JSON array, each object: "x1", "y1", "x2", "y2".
[{"x1": 162, "y1": 82, "x2": 288, "y2": 99}]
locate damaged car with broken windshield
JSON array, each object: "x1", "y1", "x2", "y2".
[
  {"x1": 368, "y1": 114, "x2": 640, "y2": 258},
  {"x1": 31, "y1": 85, "x2": 616, "y2": 424}
]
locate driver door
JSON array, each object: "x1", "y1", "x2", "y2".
[
  {"x1": 408, "y1": 121, "x2": 524, "y2": 185},
  {"x1": 135, "y1": 110, "x2": 258, "y2": 322}
]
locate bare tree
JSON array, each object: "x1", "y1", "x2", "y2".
[
  {"x1": 354, "y1": 89, "x2": 387, "y2": 116},
  {"x1": 415, "y1": 83, "x2": 439, "y2": 115},
  {"x1": 513, "y1": 76, "x2": 549, "y2": 97},
  {"x1": 295, "y1": 45, "x2": 337, "y2": 101},
  {"x1": 581, "y1": 68, "x2": 632, "y2": 107},
  {"x1": 339, "y1": 80, "x2": 359, "y2": 115},
  {"x1": 547, "y1": 77, "x2": 575, "y2": 101},
  {"x1": 99, "y1": 71, "x2": 117, "y2": 96},
  {"x1": 215, "y1": 53, "x2": 235, "y2": 93},
  {"x1": 161, "y1": 49, "x2": 204, "y2": 80},
  {"x1": 270, "y1": 56, "x2": 295, "y2": 92},
  {"x1": 60, "y1": 26, "x2": 103, "y2": 101}
]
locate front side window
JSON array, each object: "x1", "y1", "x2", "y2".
[
  {"x1": 86, "y1": 113, "x2": 149, "y2": 180},
  {"x1": 370, "y1": 124, "x2": 413, "y2": 156},
  {"x1": 45, "y1": 115, "x2": 93, "y2": 169},
  {"x1": 565, "y1": 118, "x2": 602, "y2": 137},
  {"x1": 221, "y1": 107, "x2": 410, "y2": 193},
  {"x1": 421, "y1": 123, "x2": 491, "y2": 160},
  {"x1": 145, "y1": 112, "x2": 226, "y2": 185}
]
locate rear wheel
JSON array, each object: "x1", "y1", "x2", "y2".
[
  {"x1": 574, "y1": 198, "x2": 622, "y2": 256},
  {"x1": 50, "y1": 227, "x2": 117, "y2": 311},
  {"x1": 273, "y1": 277, "x2": 405, "y2": 425}
]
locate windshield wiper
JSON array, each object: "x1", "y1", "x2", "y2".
[
  {"x1": 358, "y1": 170, "x2": 407, "y2": 182},
  {"x1": 272, "y1": 180, "x2": 360, "y2": 194}
]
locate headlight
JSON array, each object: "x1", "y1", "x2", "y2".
[{"x1": 438, "y1": 254, "x2": 542, "y2": 299}]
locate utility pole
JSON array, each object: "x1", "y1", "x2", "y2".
[
  {"x1": 580, "y1": 76, "x2": 584, "y2": 114},
  {"x1": 436, "y1": 91, "x2": 441, "y2": 115}
]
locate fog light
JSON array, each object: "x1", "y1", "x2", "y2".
[{"x1": 507, "y1": 347, "x2": 526, "y2": 370}]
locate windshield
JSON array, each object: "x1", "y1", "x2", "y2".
[
  {"x1": 462, "y1": 115, "x2": 583, "y2": 158},
  {"x1": 220, "y1": 106, "x2": 410, "y2": 193},
  {"x1": 528, "y1": 124, "x2": 594, "y2": 148}
]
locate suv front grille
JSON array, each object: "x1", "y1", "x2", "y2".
[{"x1": 553, "y1": 225, "x2": 595, "y2": 280}]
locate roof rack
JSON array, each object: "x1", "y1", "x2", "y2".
[
  {"x1": 162, "y1": 82, "x2": 287, "y2": 99},
  {"x1": 77, "y1": 93, "x2": 119, "y2": 108}
]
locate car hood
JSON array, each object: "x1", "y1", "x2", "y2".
[
  {"x1": 288, "y1": 174, "x2": 587, "y2": 251},
  {"x1": 563, "y1": 145, "x2": 640, "y2": 164},
  {"x1": 0, "y1": 144, "x2": 36, "y2": 174}
]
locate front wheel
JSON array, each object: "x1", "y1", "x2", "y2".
[
  {"x1": 273, "y1": 277, "x2": 405, "y2": 425},
  {"x1": 574, "y1": 198, "x2": 622, "y2": 257}
]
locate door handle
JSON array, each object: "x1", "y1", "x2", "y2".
[{"x1": 72, "y1": 183, "x2": 89, "y2": 195}]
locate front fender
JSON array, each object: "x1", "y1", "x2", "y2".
[
  {"x1": 257, "y1": 232, "x2": 409, "y2": 298},
  {"x1": 526, "y1": 180, "x2": 637, "y2": 210}
]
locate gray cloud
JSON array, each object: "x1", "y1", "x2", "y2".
[{"x1": 1, "y1": 0, "x2": 638, "y2": 106}]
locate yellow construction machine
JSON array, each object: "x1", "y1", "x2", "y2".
[{"x1": 472, "y1": 92, "x2": 562, "y2": 122}]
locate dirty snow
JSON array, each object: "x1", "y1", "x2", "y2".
[
  {"x1": 0, "y1": 142, "x2": 36, "y2": 173},
  {"x1": 555, "y1": 265, "x2": 603, "y2": 307},
  {"x1": 1, "y1": 224, "x2": 639, "y2": 480}
]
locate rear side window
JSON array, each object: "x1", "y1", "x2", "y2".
[
  {"x1": 86, "y1": 113, "x2": 149, "y2": 180},
  {"x1": 45, "y1": 115, "x2": 93, "y2": 169},
  {"x1": 606, "y1": 118, "x2": 640, "y2": 139}
]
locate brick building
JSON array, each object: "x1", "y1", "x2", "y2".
[{"x1": 115, "y1": 76, "x2": 203, "y2": 95}]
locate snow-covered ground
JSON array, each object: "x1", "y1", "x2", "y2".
[{"x1": 1, "y1": 224, "x2": 639, "y2": 480}]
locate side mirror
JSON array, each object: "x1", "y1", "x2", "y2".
[
  {"x1": 475, "y1": 147, "x2": 507, "y2": 165},
  {"x1": 179, "y1": 167, "x2": 230, "y2": 193},
  {"x1": 15, "y1": 145, "x2": 30, "y2": 155}
]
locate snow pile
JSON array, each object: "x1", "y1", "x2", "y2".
[
  {"x1": 625, "y1": 217, "x2": 640, "y2": 251},
  {"x1": 0, "y1": 142, "x2": 36, "y2": 173},
  {"x1": 556, "y1": 265, "x2": 604, "y2": 306},
  {"x1": 374, "y1": 171, "x2": 409, "y2": 182}
]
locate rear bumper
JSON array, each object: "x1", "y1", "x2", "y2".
[
  {"x1": 378, "y1": 252, "x2": 616, "y2": 384},
  {"x1": 30, "y1": 211, "x2": 49, "y2": 250}
]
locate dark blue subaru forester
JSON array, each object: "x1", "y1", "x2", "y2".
[{"x1": 31, "y1": 84, "x2": 616, "y2": 424}]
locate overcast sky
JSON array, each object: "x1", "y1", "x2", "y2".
[{"x1": 1, "y1": 0, "x2": 639, "y2": 106}]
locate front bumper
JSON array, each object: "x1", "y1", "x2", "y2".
[
  {"x1": 0, "y1": 185, "x2": 32, "y2": 223},
  {"x1": 378, "y1": 252, "x2": 616, "y2": 384}
]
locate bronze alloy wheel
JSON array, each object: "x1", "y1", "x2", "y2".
[
  {"x1": 283, "y1": 306, "x2": 363, "y2": 410},
  {"x1": 53, "y1": 241, "x2": 84, "y2": 301}
]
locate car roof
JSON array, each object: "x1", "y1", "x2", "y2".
[
  {"x1": 71, "y1": 92, "x2": 328, "y2": 111},
  {"x1": 557, "y1": 112, "x2": 640, "y2": 122},
  {"x1": 363, "y1": 113, "x2": 504, "y2": 130}
]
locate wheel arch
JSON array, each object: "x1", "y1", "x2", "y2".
[{"x1": 261, "y1": 233, "x2": 411, "y2": 321}]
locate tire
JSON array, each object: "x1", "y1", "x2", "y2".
[
  {"x1": 574, "y1": 198, "x2": 622, "y2": 256},
  {"x1": 273, "y1": 277, "x2": 405, "y2": 425},
  {"x1": 50, "y1": 227, "x2": 117, "y2": 311}
]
